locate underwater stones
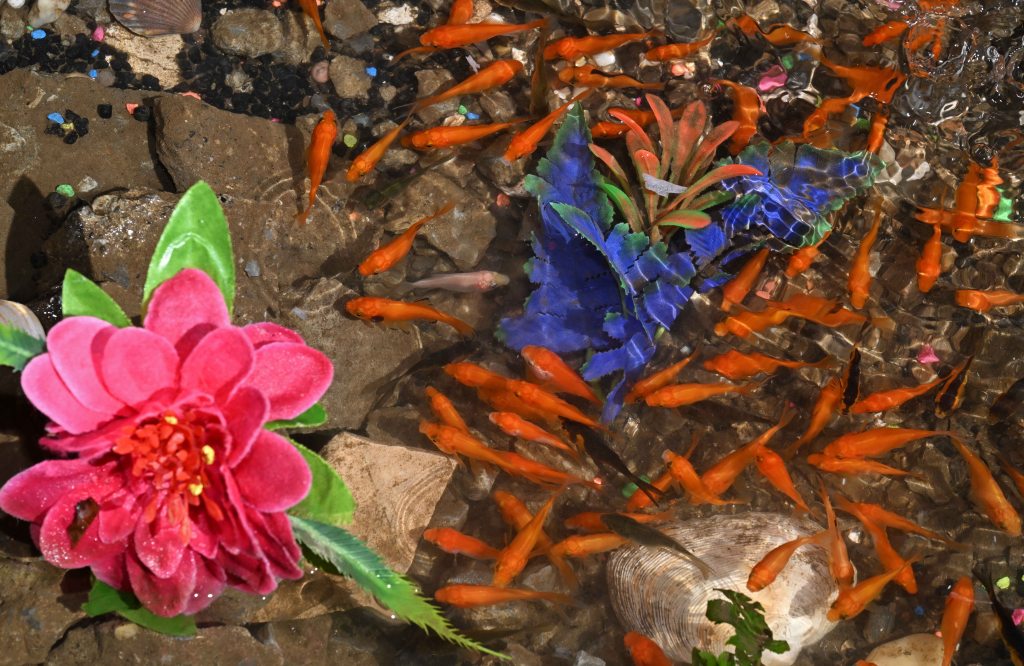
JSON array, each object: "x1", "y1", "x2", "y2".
[
  {"x1": 607, "y1": 512, "x2": 838, "y2": 665},
  {"x1": 323, "y1": 0, "x2": 377, "y2": 41},
  {"x1": 0, "y1": 557, "x2": 86, "y2": 665},
  {"x1": 392, "y1": 171, "x2": 497, "y2": 271},
  {"x1": 153, "y1": 94, "x2": 297, "y2": 196},
  {"x1": 27, "y1": 0, "x2": 69, "y2": 26},
  {"x1": 284, "y1": 279, "x2": 427, "y2": 430},
  {"x1": 413, "y1": 68, "x2": 459, "y2": 125},
  {"x1": 211, "y1": 9, "x2": 284, "y2": 58},
  {"x1": 329, "y1": 55, "x2": 371, "y2": 101},
  {"x1": 102, "y1": 24, "x2": 183, "y2": 89},
  {"x1": 47, "y1": 622, "x2": 282, "y2": 666},
  {"x1": 322, "y1": 432, "x2": 457, "y2": 576},
  {"x1": 863, "y1": 633, "x2": 944, "y2": 666}
]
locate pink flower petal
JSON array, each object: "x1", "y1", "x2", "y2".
[
  {"x1": 144, "y1": 269, "x2": 229, "y2": 357},
  {"x1": 217, "y1": 548, "x2": 275, "y2": 594},
  {"x1": 183, "y1": 558, "x2": 227, "y2": 614},
  {"x1": 188, "y1": 513, "x2": 219, "y2": 559},
  {"x1": 179, "y1": 327, "x2": 254, "y2": 400},
  {"x1": 231, "y1": 431, "x2": 311, "y2": 512},
  {"x1": 133, "y1": 513, "x2": 187, "y2": 579},
  {"x1": 241, "y1": 343, "x2": 333, "y2": 421},
  {"x1": 127, "y1": 549, "x2": 196, "y2": 617},
  {"x1": 99, "y1": 328, "x2": 179, "y2": 407},
  {"x1": 22, "y1": 355, "x2": 116, "y2": 435},
  {"x1": 91, "y1": 553, "x2": 127, "y2": 591},
  {"x1": 0, "y1": 459, "x2": 106, "y2": 521},
  {"x1": 98, "y1": 491, "x2": 138, "y2": 544},
  {"x1": 246, "y1": 510, "x2": 302, "y2": 580},
  {"x1": 221, "y1": 387, "x2": 268, "y2": 466},
  {"x1": 38, "y1": 481, "x2": 124, "y2": 569},
  {"x1": 47, "y1": 317, "x2": 125, "y2": 415},
  {"x1": 242, "y1": 322, "x2": 304, "y2": 348}
]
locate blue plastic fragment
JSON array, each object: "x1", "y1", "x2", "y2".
[
  {"x1": 30, "y1": 29, "x2": 46, "y2": 39},
  {"x1": 91, "y1": 49, "x2": 100, "y2": 57},
  {"x1": 914, "y1": 605, "x2": 925, "y2": 617},
  {"x1": 88, "y1": 69, "x2": 98, "y2": 79},
  {"x1": 466, "y1": 112, "x2": 480, "y2": 120},
  {"x1": 365, "y1": 66, "x2": 377, "y2": 77},
  {"x1": 46, "y1": 112, "x2": 64, "y2": 124}
]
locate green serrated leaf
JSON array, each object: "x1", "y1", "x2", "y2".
[
  {"x1": 61, "y1": 269, "x2": 132, "y2": 327},
  {"x1": 266, "y1": 404, "x2": 328, "y2": 430},
  {"x1": 143, "y1": 181, "x2": 235, "y2": 314},
  {"x1": 765, "y1": 639, "x2": 790, "y2": 655},
  {"x1": 705, "y1": 598, "x2": 734, "y2": 624},
  {"x1": 288, "y1": 439, "x2": 355, "y2": 527},
  {"x1": 690, "y1": 649, "x2": 722, "y2": 666},
  {"x1": 83, "y1": 580, "x2": 196, "y2": 636},
  {"x1": 0, "y1": 322, "x2": 45, "y2": 371},
  {"x1": 288, "y1": 516, "x2": 507, "y2": 659}
]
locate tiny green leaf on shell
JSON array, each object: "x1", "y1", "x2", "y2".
[
  {"x1": 61, "y1": 269, "x2": 132, "y2": 327},
  {"x1": 0, "y1": 322, "x2": 45, "y2": 371},
  {"x1": 143, "y1": 181, "x2": 235, "y2": 314}
]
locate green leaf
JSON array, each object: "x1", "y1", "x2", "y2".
[
  {"x1": 143, "y1": 181, "x2": 235, "y2": 314},
  {"x1": 288, "y1": 515, "x2": 507, "y2": 660},
  {"x1": 61, "y1": 269, "x2": 131, "y2": 327},
  {"x1": 0, "y1": 322, "x2": 44, "y2": 371},
  {"x1": 656, "y1": 210, "x2": 712, "y2": 230},
  {"x1": 288, "y1": 440, "x2": 356, "y2": 527},
  {"x1": 266, "y1": 403, "x2": 328, "y2": 430},
  {"x1": 765, "y1": 639, "x2": 790, "y2": 655},
  {"x1": 705, "y1": 598, "x2": 735, "y2": 624},
  {"x1": 83, "y1": 580, "x2": 196, "y2": 636}
]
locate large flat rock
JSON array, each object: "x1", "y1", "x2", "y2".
[{"x1": 0, "y1": 69, "x2": 170, "y2": 299}]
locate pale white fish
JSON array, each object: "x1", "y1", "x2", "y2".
[{"x1": 408, "y1": 271, "x2": 510, "y2": 293}]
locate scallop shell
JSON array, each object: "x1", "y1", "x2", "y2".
[
  {"x1": 0, "y1": 300, "x2": 44, "y2": 340},
  {"x1": 109, "y1": 0, "x2": 202, "y2": 37},
  {"x1": 607, "y1": 512, "x2": 839, "y2": 665}
]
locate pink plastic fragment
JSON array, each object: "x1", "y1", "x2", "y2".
[
  {"x1": 91, "y1": 25, "x2": 105, "y2": 41},
  {"x1": 1014, "y1": 608, "x2": 1024, "y2": 626},
  {"x1": 179, "y1": 91, "x2": 201, "y2": 100},
  {"x1": 758, "y1": 65, "x2": 787, "y2": 92},
  {"x1": 916, "y1": 344, "x2": 940, "y2": 364},
  {"x1": 124, "y1": 103, "x2": 139, "y2": 115},
  {"x1": 496, "y1": 193, "x2": 510, "y2": 207}
]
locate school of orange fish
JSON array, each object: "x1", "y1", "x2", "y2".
[{"x1": 285, "y1": 0, "x2": 1024, "y2": 662}]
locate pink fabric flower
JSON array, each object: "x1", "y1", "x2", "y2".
[{"x1": 0, "y1": 270, "x2": 333, "y2": 616}]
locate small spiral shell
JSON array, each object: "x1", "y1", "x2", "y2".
[{"x1": 607, "y1": 512, "x2": 838, "y2": 665}]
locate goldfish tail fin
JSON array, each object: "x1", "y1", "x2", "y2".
[
  {"x1": 449, "y1": 318, "x2": 475, "y2": 337},
  {"x1": 296, "y1": 209, "x2": 310, "y2": 225},
  {"x1": 548, "y1": 554, "x2": 578, "y2": 591}
]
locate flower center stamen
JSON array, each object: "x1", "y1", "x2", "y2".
[{"x1": 112, "y1": 411, "x2": 224, "y2": 540}]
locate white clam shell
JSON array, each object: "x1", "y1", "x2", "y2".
[
  {"x1": 0, "y1": 300, "x2": 44, "y2": 340},
  {"x1": 607, "y1": 512, "x2": 839, "y2": 665}
]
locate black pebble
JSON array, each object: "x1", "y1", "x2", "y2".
[
  {"x1": 45, "y1": 192, "x2": 68, "y2": 210},
  {"x1": 140, "y1": 74, "x2": 160, "y2": 89},
  {"x1": 132, "y1": 106, "x2": 151, "y2": 122},
  {"x1": 97, "y1": 103, "x2": 112, "y2": 119},
  {"x1": 63, "y1": 133, "x2": 78, "y2": 144}
]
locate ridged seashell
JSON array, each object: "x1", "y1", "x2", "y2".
[
  {"x1": 109, "y1": 0, "x2": 202, "y2": 37},
  {"x1": 0, "y1": 300, "x2": 44, "y2": 340},
  {"x1": 607, "y1": 512, "x2": 838, "y2": 665}
]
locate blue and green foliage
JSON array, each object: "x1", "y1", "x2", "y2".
[
  {"x1": 499, "y1": 105, "x2": 695, "y2": 422},
  {"x1": 500, "y1": 108, "x2": 884, "y2": 423},
  {"x1": 686, "y1": 142, "x2": 884, "y2": 265}
]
